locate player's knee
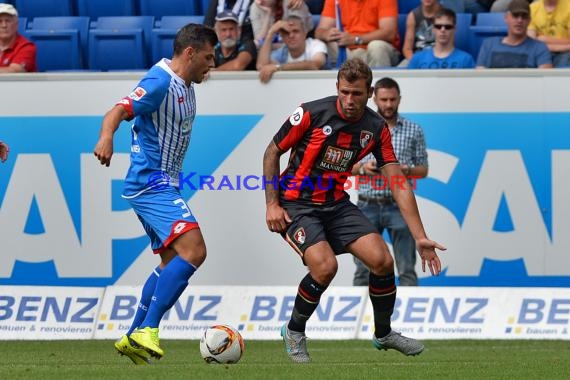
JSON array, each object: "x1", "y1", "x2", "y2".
[
  {"x1": 312, "y1": 256, "x2": 338, "y2": 284},
  {"x1": 178, "y1": 242, "x2": 207, "y2": 268},
  {"x1": 369, "y1": 252, "x2": 394, "y2": 274}
]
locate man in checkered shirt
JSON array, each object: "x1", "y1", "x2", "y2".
[{"x1": 352, "y1": 77, "x2": 428, "y2": 286}]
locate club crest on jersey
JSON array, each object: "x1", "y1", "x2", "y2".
[
  {"x1": 293, "y1": 227, "x2": 306, "y2": 245},
  {"x1": 128, "y1": 87, "x2": 147, "y2": 101},
  {"x1": 289, "y1": 107, "x2": 304, "y2": 126},
  {"x1": 360, "y1": 131, "x2": 373, "y2": 148},
  {"x1": 322, "y1": 125, "x2": 332, "y2": 135}
]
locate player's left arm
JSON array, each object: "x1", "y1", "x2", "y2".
[{"x1": 380, "y1": 162, "x2": 446, "y2": 275}]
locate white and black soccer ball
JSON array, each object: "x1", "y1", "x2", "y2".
[{"x1": 199, "y1": 324, "x2": 244, "y2": 364}]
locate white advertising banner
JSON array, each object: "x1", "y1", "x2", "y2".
[
  {"x1": 0, "y1": 286, "x2": 103, "y2": 340},
  {"x1": 94, "y1": 286, "x2": 368, "y2": 340},
  {"x1": 92, "y1": 285, "x2": 570, "y2": 341}
]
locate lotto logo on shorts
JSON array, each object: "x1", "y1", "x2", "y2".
[{"x1": 173, "y1": 222, "x2": 187, "y2": 234}]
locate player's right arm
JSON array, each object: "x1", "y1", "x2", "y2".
[
  {"x1": 263, "y1": 141, "x2": 291, "y2": 233},
  {"x1": 94, "y1": 105, "x2": 129, "y2": 167}
]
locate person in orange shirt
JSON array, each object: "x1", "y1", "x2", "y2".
[
  {"x1": 315, "y1": 0, "x2": 400, "y2": 67},
  {"x1": 0, "y1": 4, "x2": 36, "y2": 73}
]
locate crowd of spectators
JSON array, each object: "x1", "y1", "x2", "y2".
[{"x1": 1, "y1": 0, "x2": 569, "y2": 75}]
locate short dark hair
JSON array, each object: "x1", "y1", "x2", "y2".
[
  {"x1": 173, "y1": 23, "x2": 218, "y2": 56},
  {"x1": 337, "y1": 58, "x2": 372, "y2": 88},
  {"x1": 374, "y1": 77, "x2": 400, "y2": 94},
  {"x1": 434, "y1": 7, "x2": 457, "y2": 25}
]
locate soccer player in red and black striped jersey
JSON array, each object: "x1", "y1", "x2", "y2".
[{"x1": 263, "y1": 58, "x2": 446, "y2": 363}]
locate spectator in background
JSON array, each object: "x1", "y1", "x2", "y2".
[
  {"x1": 257, "y1": 15, "x2": 327, "y2": 83},
  {"x1": 528, "y1": 0, "x2": 570, "y2": 68},
  {"x1": 351, "y1": 77, "x2": 429, "y2": 287},
  {"x1": 205, "y1": 0, "x2": 255, "y2": 42},
  {"x1": 491, "y1": 0, "x2": 532, "y2": 13},
  {"x1": 0, "y1": 4, "x2": 36, "y2": 73},
  {"x1": 400, "y1": 0, "x2": 443, "y2": 67},
  {"x1": 464, "y1": 0, "x2": 495, "y2": 15},
  {"x1": 0, "y1": 141, "x2": 8, "y2": 162},
  {"x1": 305, "y1": 0, "x2": 324, "y2": 14},
  {"x1": 408, "y1": 8, "x2": 475, "y2": 69},
  {"x1": 213, "y1": 11, "x2": 257, "y2": 70},
  {"x1": 249, "y1": 0, "x2": 314, "y2": 49},
  {"x1": 315, "y1": 0, "x2": 400, "y2": 67},
  {"x1": 476, "y1": 0, "x2": 553, "y2": 68}
]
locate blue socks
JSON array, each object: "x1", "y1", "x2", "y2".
[
  {"x1": 127, "y1": 266, "x2": 161, "y2": 336},
  {"x1": 140, "y1": 256, "x2": 197, "y2": 328}
]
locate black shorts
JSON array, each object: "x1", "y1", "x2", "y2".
[{"x1": 282, "y1": 199, "x2": 378, "y2": 258}]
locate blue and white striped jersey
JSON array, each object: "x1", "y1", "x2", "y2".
[{"x1": 118, "y1": 59, "x2": 196, "y2": 197}]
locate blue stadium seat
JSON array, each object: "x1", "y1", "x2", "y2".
[
  {"x1": 468, "y1": 12, "x2": 507, "y2": 59},
  {"x1": 454, "y1": 13, "x2": 472, "y2": 53},
  {"x1": 440, "y1": 0, "x2": 465, "y2": 13},
  {"x1": 398, "y1": 13, "x2": 407, "y2": 46},
  {"x1": 199, "y1": 0, "x2": 211, "y2": 15},
  {"x1": 311, "y1": 14, "x2": 320, "y2": 29},
  {"x1": 28, "y1": 17, "x2": 90, "y2": 69},
  {"x1": 76, "y1": 0, "x2": 136, "y2": 19},
  {"x1": 158, "y1": 16, "x2": 204, "y2": 29},
  {"x1": 18, "y1": 17, "x2": 27, "y2": 35},
  {"x1": 475, "y1": 12, "x2": 506, "y2": 27},
  {"x1": 151, "y1": 16, "x2": 204, "y2": 63},
  {"x1": 88, "y1": 16, "x2": 155, "y2": 70},
  {"x1": 398, "y1": 0, "x2": 420, "y2": 15},
  {"x1": 139, "y1": 0, "x2": 200, "y2": 17},
  {"x1": 14, "y1": 0, "x2": 72, "y2": 17}
]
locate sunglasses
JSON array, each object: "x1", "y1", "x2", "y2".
[{"x1": 433, "y1": 24, "x2": 454, "y2": 30}]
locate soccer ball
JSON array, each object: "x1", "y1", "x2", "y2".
[{"x1": 199, "y1": 324, "x2": 244, "y2": 364}]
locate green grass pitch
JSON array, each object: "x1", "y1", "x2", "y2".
[{"x1": 1, "y1": 340, "x2": 568, "y2": 380}]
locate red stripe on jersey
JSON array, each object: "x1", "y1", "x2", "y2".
[
  {"x1": 284, "y1": 127, "x2": 325, "y2": 201},
  {"x1": 378, "y1": 126, "x2": 397, "y2": 165},
  {"x1": 276, "y1": 109, "x2": 312, "y2": 152},
  {"x1": 310, "y1": 132, "x2": 352, "y2": 203}
]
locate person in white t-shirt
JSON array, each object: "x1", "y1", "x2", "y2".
[{"x1": 257, "y1": 15, "x2": 328, "y2": 83}]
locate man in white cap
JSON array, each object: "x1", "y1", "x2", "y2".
[{"x1": 0, "y1": 3, "x2": 36, "y2": 73}]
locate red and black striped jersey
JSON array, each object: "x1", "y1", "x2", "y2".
[{"x1": 273, "y1": 95, "x2": 398, "y2": 206}]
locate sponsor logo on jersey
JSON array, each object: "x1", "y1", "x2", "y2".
[
  {"x1": 319, "y1": 146, "x2": 355, "y2": 172},
  {"x1": 322, "y1": 125, "x2": 332, "y2": 135},
  {"x1": 289, "y1": 107, "x2": 304, "y2": 126},
  {"x1": 128, "y1": 87, "x2": 147, "y2": 101}
]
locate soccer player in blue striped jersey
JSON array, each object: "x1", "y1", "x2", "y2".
[{"x1": 94, "y1": 23, "x2": 217, "y2": 364}]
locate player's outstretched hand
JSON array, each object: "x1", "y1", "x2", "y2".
[
  {"x1": 266, "y1": 203, "x2": 292, "y2": 233},
  {"x1": 416, "y1": 238, "x2": 446, "y2": 276},
  {"x1": 94, "y1": 136, "x2": 114, "y2": 167}
]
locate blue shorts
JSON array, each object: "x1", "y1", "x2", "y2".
[{"x1": 125, "y1": 187, "x2": 199, "y2": 254}]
